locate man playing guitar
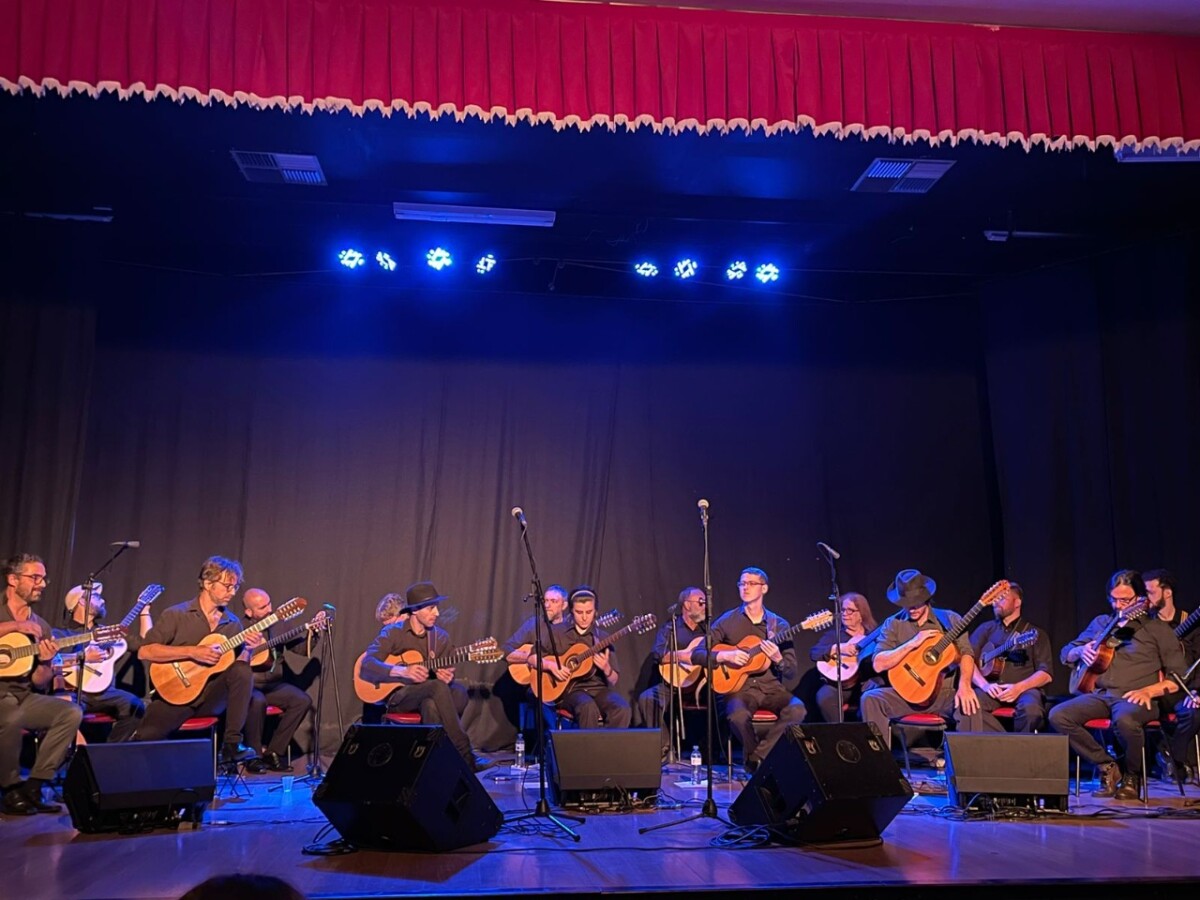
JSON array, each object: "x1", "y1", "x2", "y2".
[
  {"x1": 636, "y1": 586, "x2": 707, "y2": 758},
  {"x1": 136, "y1": 556, "x2": 261, "y2": 765},
  {"x1": 691, "y1": 568, "x2": 805, "y2": 774},
  {"x1": 542, "y1": 587, "x2": 632, "y2": 729},
  {"x1": 0, "y1": 554, "x2": 82, "y2": 815},
  {"x1": 968, "y1": 581, "x2": 1053, "y2": 733},
  {"x1": 240, "y1": 588, "x2": 314, "y2": 774},
  {"x1": 358, "y1": 581, "x2": 494, "y2": 771},
  {"x1": 1050, "y1": 569, "x2": 1186, "y2": 800},
  {"x1": 860, "y1": 568, "x2": 982, "y2": 751},
  {"x1": 54, "y1": 581, "x2": 149, "y2": 742},
  {"x1": 1144, "y1": 569, "x2": 1200, "y2": 783}
]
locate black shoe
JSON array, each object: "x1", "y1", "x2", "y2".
[
  {"x1": 20, "y1": 780, "x2": 61, "y2": 814},
  {"x1": 1114, "y1": 773, "x2": 1142, "y2": 801},
  {"x1": 262, "y1": 751, "x2": 291, "y2": 772},
  {"x1": 220, "y1": 743, "x2": 257, "y2": 764},
  {"x1": 1, "y1": 787, "x2": 36, "y2": 816},
  {"x1": 244, "y1": 758, "x2": 270, "y2": 774},
  {"x1": 1092, "y1": 762, "x2": 1121, "y2": 798},
  {"x1": 474, "y1": 755, "x2": 500, "y2": 772}
]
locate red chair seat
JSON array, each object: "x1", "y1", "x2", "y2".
[
  {"x1": 891, "y1": 713, "x2": 948, "y2": 727},
  {"x1": 383, "y1": 712, "x2": 422, "y2": 725},
  {"x1": 991, "y1": 707, "x2": 1016, "y2": 719},
  {"x1": 179, "y1": 716, "x2": 220, "y2": 731},
  {"x1": 1083, "y1": 717, "x2": 1112, "y2": 729},
  {"x1": 266, "y1": 705, "x2": 283, "y2": 716},
  {"x1": 82, "y1": 713, "x2": 116, "y2": 725},
  {"x1": 751, "y1": 710, "x2": 779, "y2": 723}
]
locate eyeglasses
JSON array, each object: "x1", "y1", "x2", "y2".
[
  {"x1": 19, "y1": 573, "x2": 49, "y2": 585},
  {"x1": 737, "y1": 580, "x2": 766, "y2": 588},
  {"x1": 212, "y1": 579, "x2": 241, "y2": 592}
]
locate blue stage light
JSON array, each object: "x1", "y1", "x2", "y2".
[
  {"x1": 634, "y1": 261, "x2": 659, "y2": 278},
  {"x1": 426, "y1": 247, "x2": 453, "y2": 271},
  {"x1": 725, "y1": 260, "x2": 748, "y2": 280},
  {"x1": 755, "y1": 263, "x2": 780, "y2": 284},
  {"x1": 476, "y1": 253, "x2": 497, "y2": 274},
  {"x1": 673, "y1": 258, "x2": 698, "y2": 279},
  {"x1": 337, "y1": 249, "x2": 365, "y2": 269},
  {"x1": 375, "y1": 251, "x2": 397, "y2": 272}
]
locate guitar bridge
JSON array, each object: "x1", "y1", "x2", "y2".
[
  {"x1": 170, "y1": 662, "x2": 192, "y2": 687},
  {"x1": 902, "y1": 663, "x2": 927, "y2": 687}
]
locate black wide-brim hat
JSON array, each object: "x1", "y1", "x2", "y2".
[
  {"x1": 404, "y1": 581, "x2": 447, "y2": 612},
  {"x1": 886, "y1": 569, "x2": 937, "y2": 607}
]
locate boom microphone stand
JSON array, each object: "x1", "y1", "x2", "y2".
[
  {"x1": 818, "y1": 542, "x2": 845, "y2": 723},
  {"x1": 504, "y1": 507, "x2": 583, "y2": 841},
  {"x1": 303, "y1": 604, "x2": 342, "y2": 784},
  {"x1": 641, "y1": 498, "x2": 731, "y2": 834}
]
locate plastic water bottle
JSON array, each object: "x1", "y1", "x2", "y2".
[
  {"x1": 690, "y1": 745, "x2": 702, "y2": 785},
  {"x1": 515, "y1": 733, "x2": 526, "y2": 770}
]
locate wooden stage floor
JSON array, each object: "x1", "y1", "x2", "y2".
[{"x1": 5, "y1": 758, "x2": 1200, "y2": 900}]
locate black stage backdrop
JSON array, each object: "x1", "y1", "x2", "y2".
[{"x1": 2, "y1": 235, "x2": 1196, "y2": 753}]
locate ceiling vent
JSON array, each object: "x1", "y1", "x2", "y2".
[
  {"x1": 231, "y1": 151, "x2": 327, "y2": 186},
  {"x1": 852, "y1": 159, "x2": 955, "y2": 194}
]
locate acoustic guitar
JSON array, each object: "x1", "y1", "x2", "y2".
[
  {"x1": 149, "y1": 597, "x2": 306, "y2": 705},
  {"x1": 535, "y1": 614, "x2": 657, "y2": 703},
  {"x1": 711, "y1": 610, "x2": 834, "y2": 695},
  {"x1": 976, "y1": 629, "x2": 1038, "y2": 681},
  {"x1": 62, "y1": 583, "x2": 164, "y2": 694},
  {"x1": 1174, "y1": 606, "x2": 1200, "y2": 641},
  {"x1": 249, "y1": 609, "x2": 332, "y2": 668},
  {"x1": 354, "y1": 637, "x2": 504, "y2": 704},
  {"x1": 886, "y1": 580, "x2": 1010, "y2": 706},
  {"x1": 658, "y1": 634, "x2": 707, "y2": 689},
  {"x1": 507, "y1": 609, "x2": 621, "y2": 685},
  {"x1": 1068, "y1": 598, "x2": 1150, "y2": 695},
  {"x1": 1, "y1": 623, "x2": 126, "y2": 679},
  {"x1": 815, "y1": 624, "x2": 885, "y2": 685}
]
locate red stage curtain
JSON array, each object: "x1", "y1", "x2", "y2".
[{"x1": 2, "y1": 0, "x2": 1198, "y2": 150}]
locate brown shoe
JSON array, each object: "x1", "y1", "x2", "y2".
[
  {"x1": 1114, "y1": 773, "x2": 1142, "y2": 801},
  {"x1": 1092, "y1": 762, "x2": 1121, "y2": 798}
]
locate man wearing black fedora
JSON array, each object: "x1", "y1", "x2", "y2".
[
  {"x1": 359, "y1": 581, "x2": 493, "y2": 771},
  {"x1": 860, "y1": 569, "x2": 982, "y2": 753}
]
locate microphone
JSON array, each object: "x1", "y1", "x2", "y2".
[
  {"x1": 323, "y1": 603, "x2": 336, "y2": 611},
  {"x1": 667, "y1": 603, "x2": 681, "y2": 617},
  {"x1": 817, "y1": 541, "x2": 840, "y2": 560},
  {"x1": 511, "y1": 507, "x2": 527, "y2": 527},
  {"x1": 110, "y1": 540, "x2": 141, "y2": 549},
  {"x1": 698, "y1": 498, "x2": 709, "y2": 522}
]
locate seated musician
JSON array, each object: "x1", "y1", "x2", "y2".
[
  {"x1": 240, "y1": 588, "x2": 314, "y2": 773},
  {"x1": 53, "y1": 581, "x2": 149, "y2": 742},
  {"x1": 135, "y1": 556, "x2": 261, "y2": 764},
  {"x1": 636, "y1": 586, "x2": 707, "y2": 757},
  {"x1": 545, "y1": 587, "x2": 632, "y2": 729},
  {"x1": 503, "y1": 584, "x2": 570, "y2": 670},
  {"x1": 968, "y1": 581, "x2": 1053, "y2": 733},
  {"x1": 358, "y1": 581, "x2": 492, "y2": 771},
  {"x1": 1145, "y1": 569, "x2": 1200, "y2": 783},
  {"x1": 860, "y1": 568, "x2": 982, "y2": 751},
  {"x1": 691, "y1": 568, "x2": 805, "y2": 773},
  {"x1": 376, "y1": 592, "x2": 409, "y2": 628},
  {"x1": 1050, "y1": 569, "x2": 1185, "y2": 799},
  {"x1": 809, "y1": 591, "x2": 880, "y2": 723},
  {"x1": 0, "y1": 554, "x2": 82, "y2": 815}
]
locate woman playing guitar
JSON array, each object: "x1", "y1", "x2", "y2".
[{"x1": 810, "y1": 592, "x2": 881, "y2": 722}]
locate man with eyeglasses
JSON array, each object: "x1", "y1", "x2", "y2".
[
  {"x1": 135, "y1": 556, "x2": 262, "y2": 764},
  {"x1": 637, "y1": 586, "x2": 708, "y2": 760},
  {"x1": 0, "y1": 554, "x2": 83, "y2": 815},
  {"x1": 691, "y1": 568, "x2": 805, "y2": 773}
]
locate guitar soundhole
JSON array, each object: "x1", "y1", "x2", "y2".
[
  {"x1": 0, "y1": 651, "x2": 10, "y2": 666},
  {"x1": 923, "y1": 649, "x2": 941, "y2": 665},
  {"x1": 567, "y1": 657, "x2": 580, "y2": 673}
]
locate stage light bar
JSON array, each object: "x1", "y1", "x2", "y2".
[
  {"x1": 634, "y1": 262, "x2": 659, "y2": 278},
  {"x1": 426, "y1": 247, "x2": 453, "y2": 271},
  {"x1": 674, "y1": 259, "x2": 698, "y2": 279},
  {"x1": 476, "y1": 253, "x2": 497, "y2": 274},
  {"x1": 725, "y1": 260, "x2": 747, "y2": 280},
  {"x1": 395, "y1": 202, "x2": 556, "y2": 228},
  {"x1": 755, "y1": 263, "x2": 780, "y2": 284},
  {"x1": 338, "y1": 249, "x2": 365, "y2": 269}
]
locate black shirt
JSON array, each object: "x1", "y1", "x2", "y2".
[
  {"x1": 692, "y1": 606, "x2": 798, "y2": 684},
  {"x1": 547, "y1": 621, "x2": 619, "y2": 690},
  {"x1": 970, "y1": 617, "x2": 1054, "y2": 684},
  {"x1": 144, "y1": 598, "x2": 243, "y2": 647},
  {"x1": 1062, "y1": 614, "x2": 1187, "y2": 696},
  {"x1": 360, "y1": 621, "x2": 456, "y2": 685},
  {"x1": 0, "y1": 602, "x2": 53, "y2": 698}
]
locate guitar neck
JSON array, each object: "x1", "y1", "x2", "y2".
[
  {"x1": 265, "y1": 623, "x2": 311, "y2": 651},
  {"x1": 575, "y1": 623, "x2": 636, "y2": 662},
  {"x1": 931, "y1": 601, "x2": 987, "y2": 653},
  {"x1": 218, "y1": 614, "x2": 280, "y2": 654},
  {"x1": 1176, "y1": 608, "x2": 1200, "y2": 640},
  {"x1": 10, "y1": 629, "x2": 95, "y2": 661},
  {"x1": 428, "y1": 645, "x2": 477, "y2": 669}
]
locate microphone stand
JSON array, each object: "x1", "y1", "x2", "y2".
[
  {"x1": 302, "y1": 609, "x2": 343, "y2": 784},
  {"x1": 820, "y1": 546, "x2": 845, "y2": 723},
  {"x1": 641, "y1": 501, "x2": 730, "y2": 834},
  {"x1": 504, "y1": 513, "x2": 583, "y2": 841},
  {"x1": 665, "y1": 606, "x2": 681, "y2": 766}
]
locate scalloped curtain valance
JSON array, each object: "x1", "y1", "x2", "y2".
[{"x1": 2, "y1": 0, "x2": 1198, "y2": 150}]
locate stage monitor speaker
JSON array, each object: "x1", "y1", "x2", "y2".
[
  {"x1": 729, "y1": 722, "x2": 912, "y2": 845},
  {"x1": 64, "y1": 739, "x2": 215, "y2": 834},
  {"x1": 547, "y1": 728, "x2": 661, "y2": 808},
  {"x1": 944, "y1": 732, "x2": 1069, "y2": 810},
  {"x1": 313, "y1": 724, "x2": 503, "y2": 851}
]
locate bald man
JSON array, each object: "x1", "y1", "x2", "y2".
[{"x1": 240, "y1": 588, "x2": 314, "y2": 773}]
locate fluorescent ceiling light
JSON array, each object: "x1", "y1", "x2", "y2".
[{"x1": 393, "y1": 202, "x2": 556, "y2": 227}]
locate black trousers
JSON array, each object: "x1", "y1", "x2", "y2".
[
  {"x1": 136, "y1": 661, "x2": 254, "y2": 746},
  {"x1": 1048, "y1": 692, "x2": 1157, "y2": 775},
  {"x1": 558, "y1": 684, "x2": 632, "y2": 729},
  {"x1": 720, "y1": 678, "x2": 806, "y2": 764},
  {"x1": 82, "y1": 687, "x2": 145, "y2": 743},
  {"x1": 386, "y1": 680, "x2": 475, "y2": 763},
  {"x1": 245, "y1": 681, "x2": 312, "y2": 757}
]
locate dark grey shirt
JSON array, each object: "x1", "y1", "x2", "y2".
[
  {"x1": 0, "y1": 602, "x2": 53, "y2": 698},
  {"x1": 143, "y1": 598, "x2": 242, "y2": 647},
  {"x1": 1063, "y1": 614, "x2": 1186, "y2": 697},
  {"x1": 970, "y1": 617, "x2": 1054, "y2": 684},
  {"x1": 875, "y1": 607, "x2": 974, "y2": 670},
  {"x1": 691, "y1": 606, "x2": 798, "y2": 684},
  {"x1": 360, "y1": 622, "x2": 455, "y2": 685}
]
